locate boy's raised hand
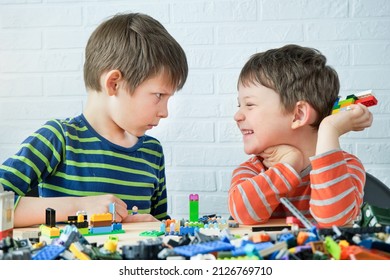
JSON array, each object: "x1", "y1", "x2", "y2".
[
  {"x1": 322, "y1": 103, "x2": 373, "y2": 136},
  {"x1": 259, "y1": 144, "x2": 304, "y2": 172},
  {"x1": 316, "y1": 103, "x2": 373, "y2": 155}
]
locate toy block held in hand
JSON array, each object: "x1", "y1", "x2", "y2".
[{"x1": 332, "y1": 90, "x2": 378, "y2": 114}]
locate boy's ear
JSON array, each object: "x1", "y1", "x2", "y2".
[
  {"x1": 104, "y1": 70, "x2": 122, "y2": 96},
  {"x1": 291, "y1": 101, "x2": 317, "y2": 129}
]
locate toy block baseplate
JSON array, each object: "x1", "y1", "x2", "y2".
[
  {"x1": 40, "y1": 224, "x2": 125, "y2": 241},
  {"x1": 332, "y1": 90, "x2": 378, "y2": 114},
  {"x1": 139, "y1": 230, "x2": 165, "y2": 237}
]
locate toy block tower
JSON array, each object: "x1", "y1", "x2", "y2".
[
  {"x1": 40, "y1": 208, "x2": 60, "y2": 238},
  {"x1": 332, "y1": 90, "x2": 378, "y2": 114},
  {"x1": 189, "y1": 194, "x2": 199, "y2": 222},
  {"x1": 0, "y1": 183, "x2": 15, "y2": 239}
]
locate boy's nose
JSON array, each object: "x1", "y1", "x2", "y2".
[
  {"x1": 158, "y1": 106, "x2": 168, "y2": 118},
  {"x1": 234, "y1": 110, "x2": 244, "y2": 122}
]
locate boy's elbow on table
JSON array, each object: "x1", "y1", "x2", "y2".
[{"x1": 229, "y1": 197, "x2": 271, "y2": 225}]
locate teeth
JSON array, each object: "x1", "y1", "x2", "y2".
[{"x1": 242, "y1": 130, "x2": 253, "y2": 135}]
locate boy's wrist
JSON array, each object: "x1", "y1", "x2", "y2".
[{"x1": 319, "y1": 117, "x2": 343, "y2": 138}]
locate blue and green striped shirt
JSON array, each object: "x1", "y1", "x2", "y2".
[{"x1": 0, "y1": 114, "x2": 168, "y2": 220}]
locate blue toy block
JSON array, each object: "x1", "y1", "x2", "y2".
[
  {"x1": 179, "y1": 226, "x2": 199, "y2": 236},
  {"x1": 278, "y1": 232, "x2": 297, "y2": 248},
  {"x1": 112, "y1": 223, "x2": 122, "y2": 231},
  {"x1": 89, "y1": 226, "x2": 112, "y2": 234},
  {"x1": 231, "y1": 241, "x2": 273, "y2": 257},
  {"x1": 32, "y1": 245, "x2": 65, "y2": 260},
  {"x1": 173, "y1": 241, "x2": 234, "y2": 257}
]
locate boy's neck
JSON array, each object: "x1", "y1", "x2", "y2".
[
  {"x1": 292, "y1": 128, "x2": 318, "y2": 169},
  {"x1": 83, "y1": 91, "x2": 139, "y2": 148}
]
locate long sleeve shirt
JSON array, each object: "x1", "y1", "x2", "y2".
[
  {"x1": 228, "y1": 149, "x2": 365, "y2": 227},
  {"x1": 0, "y1": 114, "x2": 169, "y2": 220}
]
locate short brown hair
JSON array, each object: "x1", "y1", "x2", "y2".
[
  {"x1": 238, "y1": 44, "x2": 340, "y2": 129},
  {"x1": 84, "y1": 13, "x2": 188, "y2": 93}
]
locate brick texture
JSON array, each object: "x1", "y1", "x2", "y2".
[{"x1": 0, "y1": 0, "x2": 389, "y2": 219}]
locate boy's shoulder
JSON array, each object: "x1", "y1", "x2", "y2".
[
  {"x1": 141, "y1": 135, "x2": 166, "y2": 155},
  {"x1": 44, "y1": 115, "x2": 82, "y2": 126},
  {"x1": 41, "y1": 115, "x2": 83, "y2": 132},
  {"x1": 142, "y1": 134, "x2": 163, "y2": 147}
]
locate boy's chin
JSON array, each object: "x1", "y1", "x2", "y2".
[
  {"x1": 244, "y1": 145, "x2": 263, "y2": 156},
  {"x1": 243, "y1": 147, "x2": 256, "y2": 155}
]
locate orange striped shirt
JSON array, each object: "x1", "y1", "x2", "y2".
[{"x1": 228, "y1": 149, "x2": 365, "y2": 227}]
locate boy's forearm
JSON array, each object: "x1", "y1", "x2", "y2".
[
  {"x1": 229, "y1": 162, "x2": 301, "y2": 224},
  {"x1": 14, "y1": 196, "x2": 78, "y2": 228},
  {"x1": 316, "y1": 121, "x2": 341, "y2": 155}
]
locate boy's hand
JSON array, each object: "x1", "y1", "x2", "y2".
[
  {"x1": 259, "y1": 145, "x2": 304, "y2": 172},
  {"x1": 316, "y1": 103, "x2": 373, "y2": 155},
  {"x1": 321, "y1": 103, "x2": 373, "y2": 137},
  {"x1": 78, "y1": 194, "x2": 129, "y2": 222},
  {"x1": 122, "y1": 214, "x2": 159, "y2": 223}
]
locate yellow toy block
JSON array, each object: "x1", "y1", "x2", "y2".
[
  {"x1": 40, "y1": 224, "x2": 60, "y2": 237},
  {"x1": 90, "y1": 213, "x2": 113, "y2": 222},
  {"x1": 69, "y1": 242, "x2": 91, "y2": 260}
]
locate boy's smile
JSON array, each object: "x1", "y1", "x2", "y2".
[{"x1": 234, "y1": 82, "x2": 293, "y2": 155}]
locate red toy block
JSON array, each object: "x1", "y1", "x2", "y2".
[{"x1": 355, "y1": 95, "x2": 378, "y2": 107}]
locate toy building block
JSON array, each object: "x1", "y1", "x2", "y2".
[
  {"x1": 250, "y1": 233, "x2": 271, "y2": 243},
  {"x1": 189, "y1": 194, "x2": 199, "y2": 222},
  {"x1": 32, "y1": 244, "x2": 65, "y2": 260},
  {"x1": 40, "y1": 225, "x2": 60, "y2": 238},
  {"x1": 324, "y1": 236, "x2": 341, "y2": 260},
  {"x1": 68, "y1": 210, "x2": 89, "y2": 235},
  {"x1": 89, "y1": 213, "x2": 113, "y2": 234},
  {"x1": 179, "y1": 226, "x2": 198, "y2": 236},
  {"x1": 0, "y1": 183, "x2": 15, "y2": 239},
  {"x1": 109, "y1": 202, "x2": 116, "y2": 221},
  {"x1": 340, "y1": 244, "x2": 390, "y2": 260},
  {"x1": 69, "y1": 242, "x2": 91, "y2": 260},
  {"x1": 87, "y1": 211, "x2": 124, "y2": 236},
  {"x1": 89, "y1": 236, "x2": 122, "y2": 260},
  {"x1": 332, "y1": 90, "x2": 378, "y2": 114},
  {"x1": 286, "y1": 216, "x2": 304, "y2": 228},
  {"x1": 121, "y1": 238, "x2": 164, "y2": 260},
  {"x1": 46, "y1": 208, "x2": 56, "y2": 227},
  {"x1": 310, "y1": 240, "x2": 328, "y2": 255},
  {"x1": 228, "y1": 221, "x2": 239, "y2": 228},
  {"x1": 69, "y1": 204, "x2": 126, "y2": 235},
  {"x1": 21, "y1": 230, "x2": 41, "y2": 243},
  {"x1": 40, "y1": 208, "x2": 60, "y2": 239},
  {"x1": 354, "y1": 90, "x2": 378, "y2": 106},
  {"x1": 140, "y1": 230, "x2": 165, "y2": 237},
  {"x1": 173, "y1": 240, "x2": 235, "y2": 258},
  {"x1": 280, "y1": 197, "x2": 315, "y2": 231}
]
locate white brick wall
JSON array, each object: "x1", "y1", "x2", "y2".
[{"x1": 0, "y1": 0, "x2": 389, "y2": 220}]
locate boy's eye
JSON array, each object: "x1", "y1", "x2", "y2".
[{"x1": 155, "y1": 93, "x2": 162, "y2": 99}]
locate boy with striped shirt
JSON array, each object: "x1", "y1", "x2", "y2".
[
  {"x1": 0, "y1": 13, "x2": 188, "y2": 227},
  {"x1": 229, "y1": 45, "x2": 373, "y2": 227}
]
